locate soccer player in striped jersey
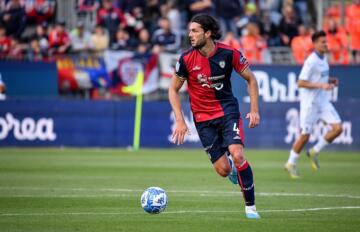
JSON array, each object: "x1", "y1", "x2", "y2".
[{"x1": 168, "y1": 14, "x2": 261, "y2": 219}]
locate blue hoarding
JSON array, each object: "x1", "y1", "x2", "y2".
[
  {"x1": 0, "y1": 99, "x2": 357, "y2": 150},
  {"x1": 232, "y1": 65, "x2": 360, "y2": 102},
  {"x1": 0, "y1": 61, "x2": 58, "y2": 97}
]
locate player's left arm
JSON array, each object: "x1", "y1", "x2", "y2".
[{"x1": 238, "y1": 67, "x2": 260, "y2": 128}]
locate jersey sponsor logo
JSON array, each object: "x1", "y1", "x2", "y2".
[
  {"x1": 219, "y1": 61, "x2": 225, "y2": 69},
  {"x1": 0, "y1": 113, "x2": 57, "y2": 141},
  {"x1": 196, "y1": 74, "x2": 225, "y2": 90}
]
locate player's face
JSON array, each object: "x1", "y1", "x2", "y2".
[
  {"x1": 315, "y1": 36, "x2": 328, "y2": 54},
  {"x1": 188, "y1": 22, "x2": 207, "y2": 49}
]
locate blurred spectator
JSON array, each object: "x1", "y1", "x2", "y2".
[
  {"x1": 186, "y1": 0, "x2": 214, "y2": 20},
  {"x1": 122, "y1": 4, "x2": 145, "y2": 35},
  {"x1": 110, "y1": 28, "x2": 134, "y2": 50},
  {"x1": 214, "y1": 0, "x2": 242, "y2": 36},
  {"x1": 70, "y1": 21, "x2": 92, "y2": 53},
  {"x1": 8, "y1": 37, "x2": 24, "y2": 59},
  {"x1": 0, "y1": 73, "x2": 6, "y2": 100},
  {"x1": 90, "y1": 25, "x2": 109, "y2": 53},
  {"x1": 326, "y1": 19, "x2": 348, "y2": 64},
  {"x1": 325, "y1": 1, "x2": 341, "y2": 28},
  {"x1": 77, "y1": 0, "x2": 100, "y2": 29},
  {"x1": 236, "y1": 2, "x2": 262, "y2": 36},
  {"x1": 222, "y1": 31, "x2": 240, "y2": 50},
  {"x1": 291, "y1": 24, "x2": 312, "y2": 64},
  {"x1": 136, "y1": 28, "x2": 152, "y2": 53},
  {"x1": 240, "y1": 22, "x2": 267, "y2": 63},
  {"x1": 31, "y1": 23, "x2": 49, "y2": 52},
  {"x1": 48, "y1": 21, "x2": 71, "y2": 55},
  {"x1": 115, "y1": 0, "x2": 145, "y2": 13},
  {"x1": 278, "y1": 4, "x2": 301, "y2": 46},
  {"x1": 346, "y1": 0, "x2": 360, "y2": 63},
  {"x1": 161, "y1": 0, "x2": 182, "y2": 34},
  {"x1": 0, "y1": 25, "x2": 11, "y2": 57},
  {"x1": 0, "y1": 0, "x2": 26, "y2": 38},
  {"x1": 293, "y1": 0, "x2": 308, "y2": 24},
  {"x1": 261, "y1": 10, "x2": 281, "y2": 47},
  {"x1": 0, "y1": 0, "x2": 6, "y2": 12},
  {"x1": 24, "y1": 0, "x2": 55, "y2": 25},
  {"x1": 97, "y1": 0, "x2": 127, "y2": 44},
  {"x1": 142, "y1": 0, "x2": 166, "y2": 33},
  {"x1": 77, "y1": 0, "x2": 100, "y2": 12},
  {"x1": 26, "y1": 37, "x2": 43, "y2": 60},
  {"x1": 152, "y1": 17, "x2": 181, "y2": 53},
  {"x1": 258, "y1": 0, "x2": 282, "y2": 25}
]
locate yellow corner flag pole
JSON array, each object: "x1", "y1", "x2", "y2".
[{"x1": 122, "y1": 71, "x2": 144, "y2": 151}]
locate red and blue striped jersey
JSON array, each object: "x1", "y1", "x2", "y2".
[{"x1": 175, "y1": 42, "x2": 249, "y2": 122}]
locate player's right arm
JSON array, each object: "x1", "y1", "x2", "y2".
[
  {"x1": 168, "y1": 74, "x2": 189, "y2": 145},
  {"x1": 298, "y1": 59, "x2": 334, "y2": 90},
  {"x1": 298, "y1": 80, "x2": 335, "y2": 90}
]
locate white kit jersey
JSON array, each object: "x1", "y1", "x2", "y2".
[{"x1": 298, "y1": 52, "x2": 330, "y2": 107}]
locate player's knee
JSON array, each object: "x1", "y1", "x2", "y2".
[
  {"x1": 229, "y1": 145, "x2": 245, "y2": 167},
  {"x1": 232, "y1": 154, "x2": 245, "y2": 168}
]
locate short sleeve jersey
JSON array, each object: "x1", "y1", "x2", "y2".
[
  {"x1": 298, "y1": 51, "x2": 330, "y2": 107},
  {"x1": 175, "y1": 42, "x2": 249, "y2": 122}
]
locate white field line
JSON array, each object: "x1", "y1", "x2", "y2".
[
  {"x1": 1, "y1": 206, "x2": 360, "y2": 217},
  {"x1": 0, "y1": 186, "x2": 360, "y2": 199}
]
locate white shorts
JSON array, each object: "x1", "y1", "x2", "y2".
[{"x1": 300, "y1": 102, "x2": 341, "y2": 134}]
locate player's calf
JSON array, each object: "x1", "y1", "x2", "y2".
[{"x1": 213, "y1": 155, "x2": 232, "y2": 177}]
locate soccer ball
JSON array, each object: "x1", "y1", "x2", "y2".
[{"x1": 141, "y1": 187, "x2": 168, "y2": 214}]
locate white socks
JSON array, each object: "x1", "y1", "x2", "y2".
[
  {"x1": 245, "y1": 205, "x2": 257, "y2": 213},
  {"x1": 287, "y1": 149, "x2": 300, "y2": 165},
  {"x1": 313, "y1": 137, "x2": 329, "y2": 154}
]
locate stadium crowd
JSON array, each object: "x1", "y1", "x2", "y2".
[{"x1": 0, "y1": 0, "x2": 359, "y2": 64}]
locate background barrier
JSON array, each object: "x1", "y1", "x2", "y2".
[
  {"x1": 0, "y1": 99, "x2": 357, "y2": 150},
  {"x1": 0, "y1": 61, "x2": 58, "y2": 98},
  {"x1": 0, "y1": 61, "x2": 358, "y2": 149}
]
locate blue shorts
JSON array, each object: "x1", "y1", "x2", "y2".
[{"x1": 195, "y1": 113, "x2": 244, "y2": 163}]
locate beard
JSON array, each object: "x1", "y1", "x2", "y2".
[{"x1": 190, "y1": 37, "x2": 206, "y2": 50}]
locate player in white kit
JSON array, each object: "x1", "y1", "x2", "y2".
[{"x1": 285, "y1": 31, "x2": 343, "y2": 179}]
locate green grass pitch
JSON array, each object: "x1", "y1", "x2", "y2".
[{"x1": 0, "y1": 148, "x2": 359, "y2": 232}]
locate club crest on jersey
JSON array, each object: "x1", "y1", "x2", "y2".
[{"x1": 219, "y1": 61, "x2": 225, "y2": 68}]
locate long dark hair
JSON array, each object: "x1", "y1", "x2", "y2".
[{"x1": 191, "y1": 14, "x2": 222, "y2": 40}]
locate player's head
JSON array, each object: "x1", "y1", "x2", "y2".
[
  {"x1": 312, "y1": 30, "x2": 328, "y2": 54},
  {"x1": 188, "y1": 14, "x2": 221, "y2": 49}
]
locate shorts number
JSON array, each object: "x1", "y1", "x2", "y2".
[{"x1": 233, "y1": 123, "x2": 239, "y2": 134}]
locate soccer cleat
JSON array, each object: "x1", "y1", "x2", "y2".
[
  {"x1": 245, "y1": 205, "x2": 261, "y2": 219},
  {"x1": 228, "y1": 155, "x2": 239, "y2": 185},
  {"x1": 284, "y1": 162, "x2": 300, "y2": 179},
  {"x1": 307, "y1": 148, "x2": 320, "y2": 171}
]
